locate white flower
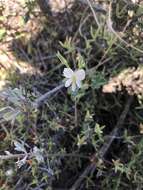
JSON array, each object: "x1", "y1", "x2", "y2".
[{"x1": 63, "y1": 68, "x2": 85, "y2": 91}]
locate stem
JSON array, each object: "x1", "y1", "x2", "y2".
[
  {"x1": 0, "y1": 152, "x2": 89, "y2": 161},
  {"x1": 74, "y1": 97, "x2": 78, "y2": 127}
]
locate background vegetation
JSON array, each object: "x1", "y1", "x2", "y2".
[{"x1": 0, "y1": 0, "x2": 143, "y2": 189}]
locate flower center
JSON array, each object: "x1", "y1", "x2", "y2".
[{"x1": 72, "y1": 74, "x2": 76, "y2": 83}]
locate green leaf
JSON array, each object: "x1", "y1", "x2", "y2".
[
  {"x1": 91, "y1": 72, "x2": 107, "y2": 89},
  {"x1": 57, "y1": 52, "x2": 69, "y2": 67},
  {"x1": 59, "y1": 37, "x2": 74, "y2": 51},
  {"x1": 90, "y1": 25, "x2": 100, "y2": 39},
  {"x1": 77, "y1": 54, "x2": 86, "y2": 69},
  {"x1": 94, "y1": 123, "x2": 105, "y2": 138},
  {"x1": 0, "y1": 28, "x2": 6, "y2": 41}
]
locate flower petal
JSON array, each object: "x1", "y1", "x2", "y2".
[
  {"x1": 76, "y1": 80, "x2": 81, "y2": 88},
  {"x1": 65, "y1": 79, "x2": 72, "y2": 87},
  {"x1": 63, "y1": 68, "x2": 73, "y2": 78},
  {"x1": 71, "y1": 82, "x2": 76, "y2": 92},
  {"x1": 75, "y1": 69, "x2": 85, "y2": 81}
]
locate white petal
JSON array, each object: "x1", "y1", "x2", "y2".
[
  {"x1": 75, "y1": 69, "x2": 85, "y2": 81},
  {"x1": 76, "y1": 80, "x2": 81, "y2": 88},
  {"x1": 71, "y1": 82, "x2": 76, "y2": 92},
  {"x1": 63, "y1": 68, "x2": 73, "y2": 78},
  {"x1": 131, "y1": 0, "x2": 138, "y2": 4},
  {"x1": 65, "y1": 79, "x2": 72, "y2": 87}
]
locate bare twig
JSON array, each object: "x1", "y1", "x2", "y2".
[
  {"x1": 33, "y1": 83, "x2": 64, "y2": 108},
  {"x1": 107, "y1": 2, "x2": 143, "y2": 53},
  {"x1": 70, "y1": 96, "x2": 133, "y2": 190},
  {"x1": 0, "y1": 152, "x2": 89, "y2": 161},
  {"x1": 99, "y1": 96, "x2": 133, "y2": 158},
  {"x1": 79, "y1": 0, "x2": 107, "y2": 14},
  {"x1": 0, "y1": 153, "x2": 32, "y2": 160},
  {"x1": 86, "y1": 0, "x2": 100, "y2": 27}
]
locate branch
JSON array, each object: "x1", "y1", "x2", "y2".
[
  {"x1": 78, "y1": 0, "x2": 107, "y2": 14},
  {"x1": 107, "y1": 2, "x2": 143, "y2": 53},
  {"x1": 33, "y1": 83, "x2": 64, "y2": 108},
  {"x1": 85, "y1": 0, "x2": 100, "y2": 27},
  {"x1": 0, "y1": 152, "x2": 89, "y2": 161},
  {"x1": 99, "y1": 96, "x2": 133, "y2": 158},
  {"x1": 0, "y1": 153, "x2": 32, "y2": 160}
]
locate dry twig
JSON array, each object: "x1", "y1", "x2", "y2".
[
  {"x1": 107, "y1": 2, "x2": 143, "y2": 53},
  {"x1": 86, "y1": 0, "x2": 100, "y2": 27},
  {"x1": 33, "y1": 83, "x2": 64, "y2": 108},
  {"x1": 0, "y1": 152, "x2": 89, "y2": 161}
]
